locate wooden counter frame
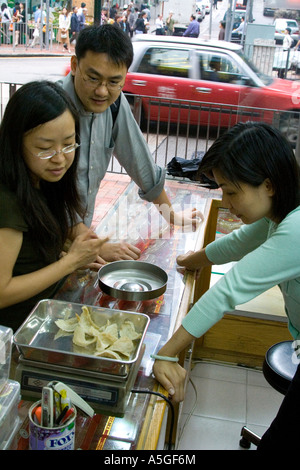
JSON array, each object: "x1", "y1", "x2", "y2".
[{"x1": 137, "y1": 198, "x2": 217, "y2": 449}]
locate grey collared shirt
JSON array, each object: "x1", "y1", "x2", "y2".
[{"x1": 58, "y1": 74, "x2": 165, "y2": 227}]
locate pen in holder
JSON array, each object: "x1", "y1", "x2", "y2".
[{"x1": 28, "y1": 399, "x2": 77, "y2": 450}]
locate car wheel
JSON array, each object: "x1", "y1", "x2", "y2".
[{"x1": 279, "y1": 113, "x2": 300, "y2": 148}]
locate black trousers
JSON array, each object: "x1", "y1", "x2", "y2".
[{"x1": 257, "y1": 362, "x2": 300, "y2": 450}]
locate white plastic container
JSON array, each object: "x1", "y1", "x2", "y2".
[
  {"x1": 0, "y1": 325, "x2": 13, "y2": 394},
  {"x1": 0, "y1": 380, "x2": 21, "y2": 450}
]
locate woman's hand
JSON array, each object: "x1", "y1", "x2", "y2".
[
  {"x1": 177, "y1": 250, "x2": 199, "y2": 270},
  {"x1": 152, "y1": 360, "x2": 187, "y2": 403},
  {"x1": 151, "y1": 326, "x2": 196, "y2": 402},
  {"x1": 177, "y1": 247, "x2": 212, "y2": 272},
  {"x1": 66, "y1": 231, "x2": 109, "y2": 271}
]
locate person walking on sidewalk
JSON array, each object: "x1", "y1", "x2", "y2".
[
  {"x1": 1, "y1": 3, "x2": 12, "y2": 44},
  {"x1": 58, "y1": 7, "x2": 71, "y2": 53},
  {"x1": 70, "y1": 6, "x2": 80, "y2": 46},
  {"x1": 77, "y1": 2, "x2": 87, "y2": 31}
]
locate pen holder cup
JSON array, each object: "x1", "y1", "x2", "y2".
[{"x1": 28, "y1": 400, "x2": 77, "y2": 450}]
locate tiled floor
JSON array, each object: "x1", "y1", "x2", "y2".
[{"x1": 176, "y1": 361, "x2": 284, "y2": 450}]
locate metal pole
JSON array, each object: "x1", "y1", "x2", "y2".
[
  {"x1": 45, "y1": 0, "x2": 50, "y2": 50},
  {"x1": 25, "y1": 0, "x2": 28, "y2": 49},
  {"x1": 241, "y1": 0, "x2": 250, "y2": 46},
  {"x1": 224, "y1": 0, "x2": 234, "y2": 42},
  {"x1": 39, "y1": 3, "x2": 44, "y2": 50},
  {"x1": 209, "y1": 0, "x2": 213, "y2": 39},
  {"x1": 94, "y1": 0, "x2": 102, "y2": 26},
  {"x1": 295, "y1": 122, "x2": 300, "y2": 166}
]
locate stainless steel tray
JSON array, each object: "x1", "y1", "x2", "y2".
[
  {"x1": 13, "y1": 299, "x2": 149, "y2": 376},
  {"x1": 98, "y1": 260, "x2": 168, "y2": 301}
]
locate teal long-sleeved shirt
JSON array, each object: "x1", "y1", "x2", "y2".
[{"x1": 182, "y1": 206, "x2": 300, "y2": 340}]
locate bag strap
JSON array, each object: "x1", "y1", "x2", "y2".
[{"x1": 110, "y1": 95, "x2": 121, "y2": 126}]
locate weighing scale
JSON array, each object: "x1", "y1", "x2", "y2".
[
  {"x1": 13, "y1": 300, "x2": 150, "y2": 417},
  {"x1": 15, "y1": 345, "x2": 145, "y2": 417}
]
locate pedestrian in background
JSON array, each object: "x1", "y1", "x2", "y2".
[
  {"x1": 155, "y1": 14, "x2": 165, "y2": 35},
  {"x1": 19, "y1": 2, "x2": 28, "y2": 45},
  {"x1": 128, "y1": 7, "x2": 137, "y2": 38},
  {"x1": 283, "y1": 27, "x2": 293, "y2": 50},
  {"x1": 183, "y1": 14, "x2": 199, "y2": 38},
  {"x1": 0, "y1": 3, "x2": 12, "y2": 43},
  {"x1": 77, "y1": 2, "x2": 86, "y2": 31},
  {"x1": 70, "y1": 6, "x2": 80, "y2": 46},
  {"x1": 165, "y1": 10, "x2": 174, "y2": 35},
  {"x1": 12, "y1": 4, "x2": 22, "y2": 46},
  {"x1": 218, "y1": 20, "x2": 225, "y2": 40},
  {"x1": 58, "y1": 6, "x2": 71, "y2": 53},
  {"x1": 134, "y1": 11, "x2": 147, "y2": 34},
  {"x1": 232, "y1": 16, "x2": 245, "y2": 37},
  {"x1": 101, "y1": 7, "x2": 108, "y2": 25}
]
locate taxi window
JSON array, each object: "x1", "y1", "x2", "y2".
[
  {"x1": 199, "y1": 52, "x2": 244, "y2": 83},
  {"x1": 137, "y1": 48, "x2": 191, "y2": 78}
]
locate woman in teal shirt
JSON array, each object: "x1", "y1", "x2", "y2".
[{"x1": 152, "y1": 122, "x2": 300, "y2": 448}]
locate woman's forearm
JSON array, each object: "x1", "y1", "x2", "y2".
[{"x1": 158, "y1": 325, "x2": 196, "y2": 357}]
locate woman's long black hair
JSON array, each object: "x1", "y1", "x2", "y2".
[
  {"x1": 198, "y1": 122, "x2": 300, "y2": 223},
  {"x1": 0, "y1": 80, "x2": 85, "y2": 262}
]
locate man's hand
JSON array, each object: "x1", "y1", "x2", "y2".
[
  {"x1": 172, "y1": 207, "x2": 204, "y2": 231},
  {"x1": 99, "y1": 240, "x2": 141, "y2": 262}
]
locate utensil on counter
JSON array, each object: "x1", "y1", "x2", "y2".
[{"x1": 98, "y1": 260, "x2": 168, "y2": 301}]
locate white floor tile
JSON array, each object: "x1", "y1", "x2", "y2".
[
  {"x1": 246, "y1": 383, "x2": 283, "y2": 426},
  {"x1": 246, "y1": 368, "x2": 270, "y2": 387},
  {"x1": 183, "y1": 375, "x2": 247, "y2": 422},
  {"x1": 177, "y1": 362, "x2": 283, "y2": 451},
  {"x1": 177, "y1": 415, "x2": 245, "y2": 450},
  {"x1": 191, "y1": 361, "x2": 247, "y2": 384}
]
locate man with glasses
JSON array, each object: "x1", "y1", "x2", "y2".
[{"x1": 59, "y1": 25, "x2": 200, "y2": 262}]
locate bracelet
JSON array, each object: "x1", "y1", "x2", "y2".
[{"x1": 150, "y1": 354, "x2": 179, "y2": 363}]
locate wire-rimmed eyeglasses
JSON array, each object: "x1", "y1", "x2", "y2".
[{"x1": 33, "y1": 143, "x2": 80, "y2": 160}]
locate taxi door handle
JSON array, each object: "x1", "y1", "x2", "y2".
[
  {"x1": 195, "y1": 87, "x2": 212, "y2": 94},
  {"x1": 132, "y1": 80, "x2": 147, "y2": 86}
]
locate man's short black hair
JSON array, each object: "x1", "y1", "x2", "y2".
[{"x1": 75, "y1": 24, "x2": 133, "y2": 69}]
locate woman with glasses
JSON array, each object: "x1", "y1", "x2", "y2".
[{"x1": 0, "y1": 81, "x2": 107, "y2": 331}]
